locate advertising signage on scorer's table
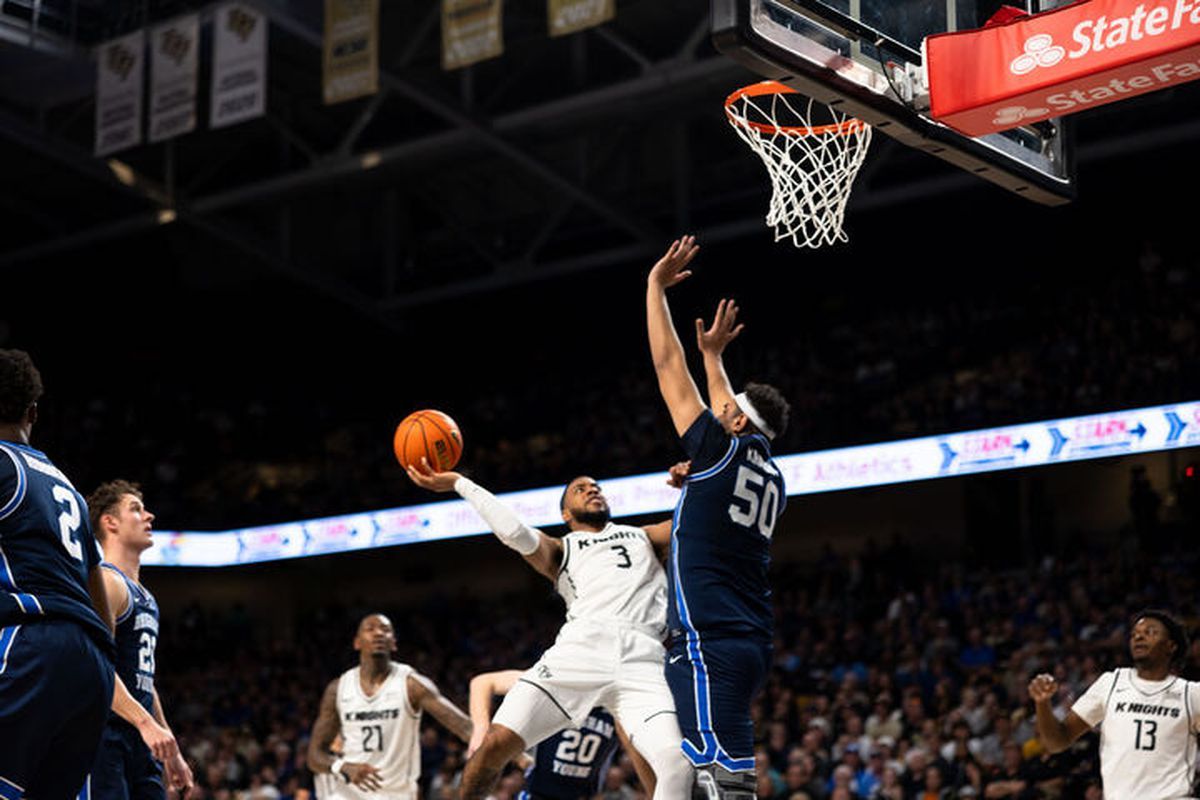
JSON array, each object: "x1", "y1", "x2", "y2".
[{"x1": 142, "y1": 401, "x2": 1200, "y2": 567}]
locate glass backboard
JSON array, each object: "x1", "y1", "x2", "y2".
[{"x1": 713, "y1": 0, "x2": 1076, "y2": 204}]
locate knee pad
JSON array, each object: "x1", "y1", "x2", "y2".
[{"x1": 693, "y1": 764, "x2": 756, "y2": 800}]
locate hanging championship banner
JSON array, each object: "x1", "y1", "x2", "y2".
[
  {"x1": 323, "y1": 0, "x2": 378, "y2": 104},
  {"x1": 148, "y1": 14, "x2": 199, "y2": 142},
  {"x1": 95, "y1": 30, "x2": 144, "y2": 156},
  {"x1": 211, "y1": 4, "x2": 268, "y2": 129},
  {"x1": 442, "y1": 0, "x2": 503, "y2": 70},
  {"x1": 548, "y1": 0, "x2": 613, "y2": 37}
]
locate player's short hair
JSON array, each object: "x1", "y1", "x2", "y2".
[
  {"x1": 0, "y1": 349, "x2": 43, "y2": 424},
  {"x1": 1133, "y1": 608, "x2": 1190, "y2": 667},
  {"x1": 743, "y1": 382, "x2": 790, "y2": 440},
  {"x1": 87, "y1": 480, "x2": 142, "y2": 541},
  {"x1": 559, "y1": 476, "x2": 588, "y2": 512}
]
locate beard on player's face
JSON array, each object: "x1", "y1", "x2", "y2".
[{"x1": 572, "y1": 506, "x2": 611, "y2": 527}]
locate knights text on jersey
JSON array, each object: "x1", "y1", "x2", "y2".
[
  {"x1": 668, "y1": 410, "x2": 786, "y2": 640},
  {"x1": 556, "y1": 523, "x2": 667, "y2": 637},
  {"x1": 0, "y1": 441, "x2": 111, "y2": 650},
  {"x1": 334, "y1": 662, "x2": 422, "y2": 798},
  {"x1": 523, "y1": 707, "x2": 619, "y2": 799},
  {"x1": 1072, "y1": 668, "x2": 1200, "y2": 800},
  {"x1": 102, "y1": 562, "x2": 159, "y2": 714}
]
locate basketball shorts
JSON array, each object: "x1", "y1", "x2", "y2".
[
  {"x1": 494, "y1": 619, "x2": 679, "y2": 750},
  {"x1": 664, "y1": 634, "x2": 771, "y2": 770},
  {"x1": 81, "y1": 719, "x2": 165, "y2": 800},
  {"x1": 0, "y1": 620, "x2": 115, "y2": 799}
]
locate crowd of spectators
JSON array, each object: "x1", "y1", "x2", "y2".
[{"x1": 154, "y1": 531, "x2": 1199, "y2": 800}]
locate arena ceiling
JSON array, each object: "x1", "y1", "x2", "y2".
[{"x1": 0, "y1": 0, "x2": 1198, "y2": 333}]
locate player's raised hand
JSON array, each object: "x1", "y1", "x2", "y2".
[
  {"x1": 343, "y1": 762, "x2": 384, "y2": 792},
  {"x1": 406, "y1": 458, "x2": 462, "y2": 493},
  {"x1": 648, "y1": 235, "x2": 700, "y2": 290},
  {"x1": 666, "y1": 461, "x2": 691, "y2": 488},
  {"x1": 696, "y1": 298, "x2": 745, "y2": 356},
  {"x1": 1028, "y1": 673, "x2": 1058, "y2": 704}
]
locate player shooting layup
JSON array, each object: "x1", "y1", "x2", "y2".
[{"x1": 406, "y1": 466, "x2": 695, "y2": 800}]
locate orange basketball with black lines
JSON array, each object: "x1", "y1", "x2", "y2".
[{"x1": 394, "y1": 410, "x2": 463, "y2": 471}]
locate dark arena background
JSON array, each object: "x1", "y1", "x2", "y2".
[{"x1": 2, "y1": 1, "x2": 1199, "y2": 799}]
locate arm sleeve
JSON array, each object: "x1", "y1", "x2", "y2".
[
  {"x1": 1071, "y1": 671, "x2": 1116, "y2": 728},
  {"x1": 681, "y1": 410, "x2": 735, "y2": 472},
  {"x1": 454, "y1": 477, "x2": 541, "y2": 556}
]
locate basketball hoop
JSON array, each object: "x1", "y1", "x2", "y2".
[{"x1": 724, "y1": 81, "x2": 872, "y2": 249}]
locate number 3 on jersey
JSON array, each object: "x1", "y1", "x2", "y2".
[{"x1": 728, "y1": 465, "x2": 780, "y2": 538}]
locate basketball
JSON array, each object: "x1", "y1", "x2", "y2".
[{"x1": 393, "y1": 410, "x2": 463, "y2": 471}]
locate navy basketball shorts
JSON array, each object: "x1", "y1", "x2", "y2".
[
  {"x1": 664, "y1": 634, "x2": 771, "y2": 772},
  {"x1": 0, "y1": 620, "x2": 115, "y2": 800},
  {"x1": 82, "y1": 720, "x2": 165, "y2": 800}
]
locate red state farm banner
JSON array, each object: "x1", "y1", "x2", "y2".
[{"x1": 928, "y1": 0, "x2": 1200, "y2": 136}]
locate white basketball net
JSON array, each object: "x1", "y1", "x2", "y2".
[{"x1": 725, "y1": 82, "x2": 872, "y2": 249}]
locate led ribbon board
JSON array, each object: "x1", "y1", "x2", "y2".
[{"x1": 143, "y1": 400, "x2": 1200, "y2": 567}]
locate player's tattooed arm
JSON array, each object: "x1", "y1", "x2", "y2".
[
  {"x1": 646, "y1": 236, "x2": 707, "y2": 436},
  {"x1": 308, "y1": 679, "x2": 344, "y2": 774},
  {"x1": 408, "y1": 672, "x2": 474, "y2": 743}
]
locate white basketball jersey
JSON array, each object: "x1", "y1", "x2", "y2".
[
  {"x1": 1072, "y1": 668, "x2": 1200, "y2": 800},
  {"x1": 556, "y1": 523, "x2": 667, "y2": 636},
  {"x1": 326, "y1": 662, "x2": 422, "y2": 799}
]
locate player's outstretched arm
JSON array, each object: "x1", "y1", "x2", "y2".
[
  {"x1": 1028, "y1": 673, "x2": 1092, "y2": 753},
  {"x1": 696, "y1": 298, "x2": 743, "y2": 416},
  {"x1": 409, "y1": 672, "x2": 474, "y2": 744},
  {"x1": 646, "y1": 236, "x2": 707, "y2": 436},
  {"x1": 406, "y1": 459, "x2": 563, "y2": 581},
  {"x1": 467, "y1": 670, "x2": 528, "y2": 761}
]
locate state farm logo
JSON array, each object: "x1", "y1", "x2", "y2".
[
  {"x1": 993, "y1": 104, "x2": 1049, "y2": 125},
  {"x1": 1010, "y1": 34, "x2": 1066, "y2": 75}
]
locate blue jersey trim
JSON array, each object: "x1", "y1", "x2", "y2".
[
  {"x1": 77, "y1": 774, "x2": 91, "y2": 800},
  {"x1": 0, "y1": 546, "x2": 16, "y2": 592},
  {"x1": 12, "y1": 593, "x2": 43, "y2": 615},
  {"x1": 687, "y1": 438, "x2": 739, "y2": 483},
  {"x1": 671, "y1": 482, "x2": 760, "y2": 769},
  {"x1": 0, "y1": 625, "x2": 19, "y2": 676},
  {"x1": 0, "y1": 773, "x2": 23, "y2": 800},
  {"x1": 0, "y1": 445, "x2": 27, "y2": 523},
  {"x1": 101, "y1": 563, "x2": 136, "y2": 624}
]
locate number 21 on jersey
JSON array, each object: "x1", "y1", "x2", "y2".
[{"x1": 728, "y1": 465, "x2": 780, "y2": 538}]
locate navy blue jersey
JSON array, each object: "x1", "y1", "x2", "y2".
[
  {"x1": 520, "y1": 708, "x2": 619, "y2": 800},
  {"x1": 0, "y1": 441, "x2": 111, "y2": 651},
  {"x1": 103, "y1": 562, "x2": 159, "y2": 714},
  {"x1": 668, "y1": 411, "x2": 786, "y2": 640}
]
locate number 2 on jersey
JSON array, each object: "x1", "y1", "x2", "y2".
[
  {"x1": 52, "y1": 484, "x2": 83, "y2": 561},
  {"x1": 728, "y1": 466, "x2": 780, "y2": 538}
]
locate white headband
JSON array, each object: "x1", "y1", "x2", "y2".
[{"x1": 735, "y1": 391, "x2": 776, "y2": 440}]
